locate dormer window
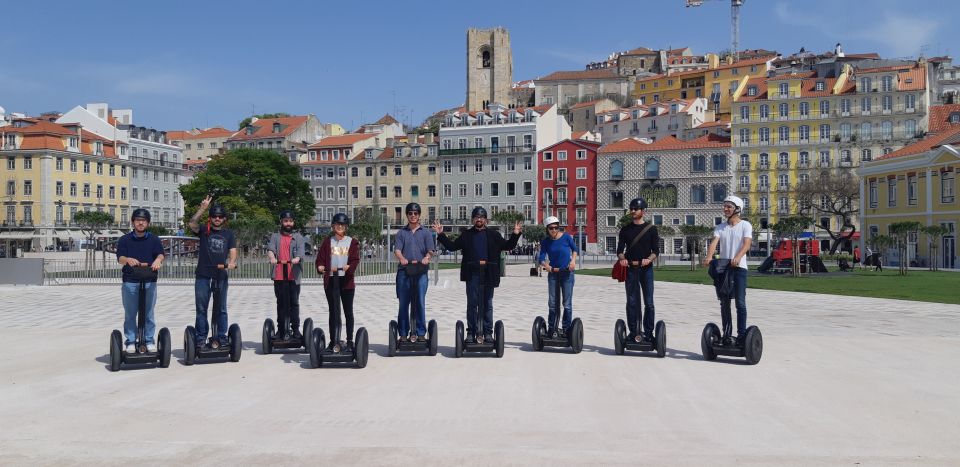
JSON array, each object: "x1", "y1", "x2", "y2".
[
  {"x1": 68, "y1": 136, "x2": 78, "y2": 148},
  {"x1": 747, "y1": 86, "x2": 757, "y2": 96},
  {"x1": 246, "y1": 126, "x2": 254, "y2": 135},
  {"x1": 365, "y1": 148, "x2": 374, "y2": 159},
  {"x1": 950, "y1": 112, "x2": 960, "y2": 124},
  {"x1": 272, "y1": 123, "x2": 281, "y2": 133},
  {"x1": 94, "y1": 141, "x2": 103, "y2": 155},
  {"x1": 815, "y1": 81, "x2": 825, "y2": 91}
]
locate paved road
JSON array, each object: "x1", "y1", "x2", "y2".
[{"x1": 1, "y1": 265, "x2": 958, "y2": 465}]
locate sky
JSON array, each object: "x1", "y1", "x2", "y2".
[{"x1": 1, "y1": 0, "x2": 956, "y2": 133}]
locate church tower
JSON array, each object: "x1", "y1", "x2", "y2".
[{"x1": 466, "y1": 27, "x2": 513, "y2": 112}]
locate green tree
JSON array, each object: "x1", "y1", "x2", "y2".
[
  {"x1": 795, "y1": 172, "x2": 859, "y2": 254},
  {"x1": 922, "y1": 225, "x2": 948, "y2": 271},
  {"x1": 347, "y1": 207, "x2": 385, "y2": 245},
  {"x1": 888, "y1": 221, "x2": 923, "y2": 275},
  {"x1": 491, "y1": 210, "x2": 524, "y2": 226},
  {"x1": 870, "y1": 234, "x2": 897, "y2": 269},
  {"x1": 146, "y1": 225, "x2": 170, "y2": 237},
  {"x1": 73, "y1": 210, "x2": 115, "y2": 270},
  {"x1": 230, "y1": 214, "x2": 275, "y2": 259},
  {"x1": 678, "y1": 225, "x2": 714, "y2": 271},
  {"x1": 238, "y1": 113, "x2": 291, "y2": 131},
  {"x1": 616, "y1": 211, "x2": 632, "y2": 229}
]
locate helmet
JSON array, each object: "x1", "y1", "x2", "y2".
[
  {"x1": 208, "y1": 204, "x2": 227, "y2": 218},
  {"x1": 331, "y1": 213, "x2": 350, "y2": 226},
  {"x1": 544, "y1": 216, "x2": 560, "y2": 226},
  {"x1": 278, "y1": 210, "x2": 295, "y2": 222},
  {"x1": 131, "y1": 208, "x2": 151, "y2": 222},
  {"x1": 405, "y1": 202, "x2": 421, "y2": 214},
  {"x1": 723, "y1": 195, "x2": 744, "y2": 213},
  {"x1": 471, "y1": 206, "x2": 488, "y2": 219},
  {"x1": 629, "y1": 198, "x2": 648, "y2": 211}
]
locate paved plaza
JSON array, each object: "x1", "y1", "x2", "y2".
[{"x1": 1, "y1": 264, "x2": 958, "y2": 465}]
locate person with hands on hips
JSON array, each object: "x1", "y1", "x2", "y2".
[
  {"x1": 617, "y1": 198, "x2": 660, "y2": 344},
  {"x1": 188, "y1": 195, "x2": 238, "y2": 349},
  {"x1": 116, "y1": 208, "x2": 165, "y2": 354},
  {"x1": 703, "y1": 195, "x2": 753, "y2": 347},
  {"x1": 267, "y1": 210, "x2": 308, "y2": 340},
  {"x1": 538, "y1": 216, "x2": 579, "y2": 337}
]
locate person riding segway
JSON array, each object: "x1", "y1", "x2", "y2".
[
  {"x1": 263, "y1": 210, "x2": 313, "y2": 353},
  {"x1": 433, "y1": 207, "x2": 522, "y2": 358},
  {"x1": 388, "y1": 202, "x2": 438, "y2": 356},
  {"x1": 109, "y1": 208, "x2": 171, "y2": 370},
  {"x1": 701, "y1": 195, "x2": 763, "y2": 364},
  {"x1": 531, "y1": 216, "x2": 584, "y2": 353}
]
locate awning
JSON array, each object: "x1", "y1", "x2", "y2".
[
  {"x1": 0, "y1": 232, "x2": 39, "y2": 240},
  {"x1": 840, "y1": 231, "x2": 862, "y2": 239},
  {"x1": 55, "y1": 230, "x2": 76, "y2": 240}
]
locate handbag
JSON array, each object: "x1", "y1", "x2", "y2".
[
  {"x1": 404, "y1": 262, "x2": 428, "y2": 277},
  {"x1": 610, "y1": 223, "x2": 655, "y2": 282},
  {"x1": 708, "y1": 259, "x2": 734, "y2": 299}
]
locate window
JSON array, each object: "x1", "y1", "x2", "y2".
[
  {"x1": 428, "y1": 185, "x2": 436, "y2": 197},
  {"x1": 576, "y1": 167, "x2": 586, "y2": 179},
  {"x1": 393, "y1": 186, "x2": 402, "y2": 198},
  {"x1": 861, "y1": 122, "x2": 872, "y2": 140},
  {"x1": 905, "y1": 119, "x2": 917, "y2": 138},
  {"x1": 942, "y1": 172, "x2": 955, "y2": 203},
  {"x1": 645, "y1": 159, "x2": 659, "y2": 179},
  {"x1": 798, "y1": 125, "x2": 810, "y2": 142},
  {"x1": 738, "y1": 128, "x2": 750, "y2": 145},
  {"x1": 861, "y1": 149, "x2": 872, "y2": 162},
  {"x1": 543, "y1": 169, "x2": 553, "y2": 180},
  {"x1": 881, "y1": 75, "x2": 893, "y2": 92},
  {"x1": 380, "y1": 186, "x2": 388, "y2": 198},
  {"x1": 691, "y1": 155, "x2": 706, "y2": 172},
  {"x1": 758, "y1": 174, "x2": 769, "y2": 189},
  {"x1": 543, "y1": 151, "x2": 553, "y2": 161},
  {"x1": 711, "y1": 154, "x2": 727, "y2": 171},
  {"x1": 691, "y1": 185, "x2": 706, "y2": 204},
  {"x1": 908, "y1": 175, "x2": 917, "y2": 206},
  {"x1": 610, "y1": 160, "x2": 624, "y2": 179},
  {"x1": 490, "y1": 158, "x2": 498, "y2": 172},
  {"x1": 758, "y1": 127, "x2": 770, "y2": 144},
  {"x1": 711, "y1": 184, "x2": 726, "y2": 202},
  {"x1": 83, "y1": 161, "x2": 90, "y2": 173},
  {"x1": 23, "y1": 156, "x2": 32, "y2": 170},
  {"x1": 778, "y1": 126, "x2": 789, "y2": 143},
  {"x1": 458, "y1": 183, "x2": 467, "y2": 197},
  {"x1": 576, "y1": 187, "x2": 587, "y2": 204},
  {"x1": 759, "y1": 104, "x2": 769, "y2": 120},
  {"x1": 523, "y1": 181, "x2": 532, "y2": 196},
  {"x1": 557, "y1": 151, "x2": 567, "y2": 161},
  {"x1": 778, "y1": 102, "x2": 788, "y2": 118},
  {"x1": 799, "y1": 101, "x2": 809, "y2": 117},
  {"x1": 882, "y1": 121, "x2": 893, "y2": 140},
  {"x1": 507, "y1": 182, "x2": 516, "y2": 196},
  {"x1": 524, "y1": 156, "x2": 532, "y2": 170},
  {"x1": 84, "y1": 184, "x2": 91, "y2": 198},
  {"x1": 23, "y1": 180, "x2": 32, "y2": 196},
  {"x1": 882, "y1": 95, "x2": 892, "y2": 112},
  {"x1": 819, "y1": 124, "x2": 831, "y2": 142},
  {"x1": 819, "y1": 100, "x2": 829, "y2": 116},
  {"x1": 739, "y1": 105, "x2": 749, "y2": 122},
  {"x1": 610, "y1": 191, "x2": 624, "y2": 208},
  {"x1": 739, "y1": 175, "x2": 750, "y2": 190},
  {"x1": 576, "y1": 150, "x2": 587, "y2": 160},
  {"x1": 888, "y1": 178, "x2": 897, "y2": 207},
  {"x1": 490, "y1": 182, "x2": 499, "y2": 197}
]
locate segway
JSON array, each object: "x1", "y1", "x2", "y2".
[
  {"x1": 701, "y1": 323, "x2": 763, "y2": 365},
  {"x1": 387, "y1": 260, "x2": 438, "y2": 357},
  {"x1": 262, "y1": 261, "x2": 313, "y2": 354},
  {"x1": 531, "y1": 266, "x2": 583, "y2": 353},
  {"x1": 454, "y1": 260, "x2": 505, "y2": 358},
  {"x1": 183, "y1": 264, "x2": 242, "y2": 364},
  {"x1": 308, "y1": 267, "x2": 369, "y2": 368},
  {"x1": 109, "y1": 265, "x2": 171, "y2": 371},
  {"x1": 613, "y1": 261, "x2": 666, "y2": 357}
]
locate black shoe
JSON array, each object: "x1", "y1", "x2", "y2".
[
  {"x1": 483, "y1": 333, "x2": 494, "y2": 343},
  {"x1": 466, "y1": 332, "x2": 476, "y2": 343},
  {"x1": 417, "y1": 335, "x2": 427, "y2": 343},
  {"x1": 345, "y1": 340, "x2": 354, "y2": 352},
  {"x1": 641, "y1": 334, "x2": 654, "y2": 344},
  {"x1": 547, "y1": 327, "x2": 557, "y2": 338},
  {"x1": 326, "y1": 341, "x2": 337, "y2": 352},
  {"x1": 626, "y1": 332, "x2": 638, "y2": 343},
  {"x1": 722, "y1": 335, "x2": 736, "y2": 347},
  {"x1": 735, "y1": 335, "x2": 745, "y2": 347},
  {"x1": 292, "y1": 329, "x2": 303, "y2": 340}
]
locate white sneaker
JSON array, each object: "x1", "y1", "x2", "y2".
[
  {"x1": 146, "y1": 343, "x2": 157, "y2": 353},
  {"x1": 125, "y1": 344, "x2": 136, "y2": 353}
]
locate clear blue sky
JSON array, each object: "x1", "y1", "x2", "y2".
[{"x1": 1, "y1": 0, "x2": 956, "y2": 132}]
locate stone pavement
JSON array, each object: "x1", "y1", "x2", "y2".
[{"x1": 1, "y1": 264, "x2": 958, "y2": 465}]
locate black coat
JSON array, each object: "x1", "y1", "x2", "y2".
[{"x1": 437, "y1": 227, "x2": 521, "y2": 287}]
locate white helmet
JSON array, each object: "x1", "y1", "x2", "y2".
[
  {"x1": 723, "y1": 195, "x2": 744, "y2": 214},
  {"x1": 544, "y1": 216, "x2": 560, "y2": 226}
]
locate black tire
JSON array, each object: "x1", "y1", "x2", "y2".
[
  {"x1": 355, "y1": 327, "x2": 369, "y2": 368},
  {"x1": 184, "y1": 326, "x2": 196, "y2": 366},
  {"x1": 614, "y1": 319, "x2": 626, "y2": 355},
  {"x1": 262, "y1": 318, "x2": 274, "y2": 355},
  {"x1": 655, "y1": 320, "x2": 666, "y2": 358},
  {"x1": 454, "y1": 320, "x2": 464, "y2": 358},
  {"x1": 428, "y1": 320, "x2": 438, "y2": 356},
  {"x1": 532, "y1": 316, "x2": 545, "y2": 351},
  {"x1": 495, "y1": 321, "x2": 505, "y2": 358},
  {"x1": 744, "y1": 326, "x2": 763, "y2": 365},
  {"x1": 158, "y1": 327, "x2": 172, "y2": 368},
  {"x1": 309, "y1": 328, "x2": 325, "y2": 368},
  {"x1": 701, "y1": 322, "x2": 720, "y2": 361},
  {"x1": 109, "y1": 329, "x2": 122, "y2": 371},
  {"x1": 302, "y1": 318, "x2": 314, "y2": 350},
  {"x1": 387, "y1": 320, "x2": 398, "y2": 357},
  {"x1": 570, "y1": 318, "x2": 584, "y2": 354},
  {"x1": 228, "y1": 324, "x2": 242, "y2": 362}
]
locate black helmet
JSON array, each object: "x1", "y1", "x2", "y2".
[
  {"x1": 278, "y1": 210, "x2": 295, "y2": 222},
  {"x1": 331, "y1": 213, "x2": 350, "y2": 226},
  {"x1": 131, "y1": 208, "x2": 151, "y2": 222},
  {"x1": 471, "y1": 206, "x2": 488, "y2": 219},
  {"x1": 629, "y1": 198, "x2": 648, "y2": 211},
  {"x1": 209, "y1": 204, "x2": 227, "y2": 218},
  {"x1": 405, "y1": 202, "x2": 421, "y2": 214}
]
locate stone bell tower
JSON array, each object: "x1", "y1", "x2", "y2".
[{"x1": 466, "y1": 27, "x2": 513, "y2": 112}]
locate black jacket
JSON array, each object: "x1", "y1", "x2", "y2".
[{"x1": 437, "y1": 227, "x2": 521, "y2": 287}]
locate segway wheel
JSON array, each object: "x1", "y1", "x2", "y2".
[
  {"x1": 744, "y1": 326, "x2": 763, "y2": 365},
  {"x1": 701, "y1": 323, "x2": 720, "y2": 361},
  {"x1": 302, "y1": 318, "x2": 314, "y2": 349},
  {"x1": 654, "y1": 320, "x2": 666, "y2": 358},
  {"x1": 228, "y1": 324, "x2": 242, "y2": 362},
  {"x1": 109, "y1": 329, "x2": 122, "y2": 371},
  {"x1": 158, "y1": 327, "x2": 172, "y2": 368},
  {"x1": 570, "y1": 318, "x2": 584, "y2": 354},
  {"x1": 531, "y1": 316, "x2": 545, "y2": 351},
  {"x1": 309, "y1": 328, "x2": 325, "y2": 368},
  {"x1": 614, "y1": 319, "x2": 626, "y2": 355},
  {"x1": 262, "y1": 319, "x2": 275, "y2": 354},
  {"x1": 454, "y1": 320, "x2": 464, "y2": 358},
  {"x1": 495, "y1": 320, "x2": 505, "y2": 358},
  {"x1": 354, "y1": 327, "x2": 369, "y2": 369},
  {"x1": 427, "y1": 319, "x2": 438, "y2": 356},
  {"x1": 387, "y1": 320, "x2": 398, "y2": 357},
  {"x1": 183, "y1": 326, "x2": 196, "y2": 365}
]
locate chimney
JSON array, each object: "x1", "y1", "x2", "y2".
[
  {"x1": 407, "y1": 132, "x2": 416, "y2": 143},
  {"x1": 425, "y1": 133, "x2": 435, "y2": 144}
]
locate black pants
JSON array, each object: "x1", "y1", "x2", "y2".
[
  {"x1": 273, "y1": 280, "x2": 300, "y2": 333},
  {"x1": 325, "y1": 281, "x2": 355, "y2": 342}
]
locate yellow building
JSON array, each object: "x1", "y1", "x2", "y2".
[
  {"x1": 858, "y1": 126, "x2": 960, "y2": 268},
  {"x1": 1, "y1": 118, "x2": 128, "y2": 254},
  {"x1": 348, "y1": 136, "x2": 441, "y2": 227}
]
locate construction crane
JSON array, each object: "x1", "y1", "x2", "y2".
[{"x1": 686, "y1": 0, "x2": 744, "y2": 62}]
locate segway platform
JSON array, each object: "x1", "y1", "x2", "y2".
[
  {"x1": 262, "y1": 261, "x2": 313, "y2": 353},
  {"x1": 700, "y1": 323, "x2": 763, "y2": 365},
  {"x1": 613, "y1": 319, "x2": 667, "y2": 357},
  {"x1": 308, "y1": 327, "x2": 369, "y2": 368},
  {"x1": 387, "y1": 319, "x2": 438, "y2": 356},
  {"x1": 531, "y1": 268, "x2": 583, "y2": 353},
  {"x1": 183, "y1": 264, "x2": 242, "y2": 365},
  {"x1": 109, "y1": 265, "x2": 171, "y2": 371},
  {"x1": 454, "y1": 320, "x2": 504, "y2": 357}
]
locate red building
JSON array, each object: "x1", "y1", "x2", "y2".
[{"x1": 537, "y1": 139, "x2": 602, "y2": 252}]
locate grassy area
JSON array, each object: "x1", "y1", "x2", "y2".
[{"x1": 579, "y1": 266, "x2": 960, "y2": 304}]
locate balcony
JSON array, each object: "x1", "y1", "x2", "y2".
[
  {"x1": 778, "y1": 206, "x2": 791, "y2": 215},
  {"x1": 439, "y1": 147, "x2": 487, "y2": 156},
  {"x1": 798, "y1": 138, "x2": 809, "y2": 144},
  {"x1": 555, "y1": 178, "x2": 568, "y2": 186},
  {"x1": 799, "y1": 114, "x2": 809, "y2": 120},
  {"x1": 668, "y1": 123, "x2": 679, "y2": 130},
  {"x1": 817, "y1": 160, "x2": 832, "y2": 168},
  {"x1": 905, "y1": 107, "x2": 916, "y2": 114},
  {"x1": 841, "y1": 111, "x2": 850, "y2": 117},
  {"x1": 777, "y1": 184, "x2": 790, "y2": 192},
  {"x1": 882, "y1": 109, "x2": 892, "y2": 115},
  {"x1": 839, "y1": 160, "x2": 853, "y2": 168},
  {"x1": 739, "y1": 162, "x2": 750, "y2": 170},
  {"x1": 758, "y1": 163, "x2": 770, "y2": 170},
  {"x1": 647, "y1": 127, "x2": 657, "y2": 133},
  {"x1": 2, "y1": 220, "x2": 16, "y2": 227},
  {"x1": 739, "y1": 185, "x2": 750, "y2": 192},
  {"x1": 2, "y1": 143, "x2": 17, "y2": 150},
  {"x1": 797, "y1": 161, "x2": 810, "y2": 169},
  {"x1": 758, "y1": 140, "x2": 770, "y2": 146},
  {"x1": 776, "y1": 161, "x2": 791, "y2": 170},
  {"x1": 757, "y1": 185, "x2": 770, "y2": 192},
  {"x1": 629, "y1": 129, "x2": 640, "y2": 135},
  {"x1": 759, "y1": 116, "x2": 769, "y2": 122},
  {"x1": 19, "y1": 220, "x2": 33, "y2": 227},
  {"x1": 861, "y1": 110, "x2": 871, "y2": 116}
]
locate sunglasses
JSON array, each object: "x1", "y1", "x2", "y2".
[
  {"x1": 407, "y1": 212, "x2": 420, "y2": 216},
  {"x1": 547, "y1": 226, "x2": 559, "y2": 230},
  {"x1": 211, "y1": 215, "x2": 225, "y2": 219}
]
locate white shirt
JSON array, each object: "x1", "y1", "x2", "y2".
[{"x1": 714, "y1": 220, "x2": 753, "y2": 269}]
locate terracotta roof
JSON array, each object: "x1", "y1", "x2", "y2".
[
  {"x1": 929, "y1": 105, "x2": 960, "y2": 133},
  {"x1": 374, "y1": 114, "x2": 399, "y2": 125},
  {"x1": 165, "y1": 130, "x2": 192, "y2": 141},
  {"x1": 622, "y1": 47, "x2": 656, "y2": 56},
  {"x1": 712, "y1": 55, "x2": 772, "y2": 72},
  {"x1": 195, "y1": 127, "x2": 234, "y2": 138},
  {"x1": 694, "y1": 120, "x2": 730, "y2": 128},
  {"x1": 2, "y1": 120, "x2": 77, "y2": 137},
  {"x1": 540, "y1": 138, "x2": 601, "y2": 154},
  {"x1": 308, "y1": 133, "x2": 376, "y2": 149},
  {"x1": 876, "y1": 126, "x2": 960, "y2": 160},
  {"x1": 734, "y1": 76, "x2": 769, "y2": 102},
  {"x1": 572, "y1": 131, "x2": 589, "y2": 139},
  {"x1": 570, "y1": 100, "x2": 605, "y2": 110},
  {"x1": 227, "y1": 116, "x2": 308, "y2": 141},
  {"x1": 537, "y1": 69, "x2": 621, "y2": 81},
  {"x1": 185, "y1": 159, "x2": 207, "y2": 165},
  {"x1": 599, "y1": 133, "x2": 730, "y2": 153},
  {"x1": 767, "y1": 71, "x2": 817, "y2": 81}
]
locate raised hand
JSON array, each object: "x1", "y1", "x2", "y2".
[
  {"x1": 513, "y1": 220, "x2": 522, "y2": 235},
  {"x1": 200, "y1": 194, "x2": 213, "y2": 210},
  {"x1": 432, "y1": 219, "x2": 444, "y2": 234}
]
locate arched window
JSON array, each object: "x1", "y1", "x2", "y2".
[
  {"x1": 645, "y1": 158, "x2": 660, "y2": 179},
  {"x1": 610, "y1": 160, "x2": 624, "y2": 179},
  {"x1": 481, "y1": 49, "x2": 491, "y2": 68}
]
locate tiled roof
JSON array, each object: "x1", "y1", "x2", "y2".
[
  {"x1": 767, "y1": 71, "x2": 817, "y2": 81},
  {"x1": 1, "y1": 119, "x2": 77, "y2": 136},
  {"x1": 854, "y1": 62, "x2": 927, "y2": 91},
  {"x1": 711, "y1": 55, "x2": 772, "y2": 72},
  {"x1": 540, "y1": 138, "x2": 601, "y2": 154},
  {"x1": 572, "y1": 131, "x2": 589, "y2": 139},
  {"x1": 875, "y1": 126, "x2": 960, "y2": 160},
  {"x1": 227, "y1": 116, "x2": 308, "y2": 141},
  {"x1": 694, "y1": 120, "x2": 730, "y2": 128},
  {"x1": 374, "y1": 114, "x2": 399, "y2": 125},
  {"x1": 195, "y1": 127, "x2": 234, "y2": 138},
  {"x1": 929, "y1": 104, "x2": 960, "y2": 133},
  {"x1": 570, "y1": 99, "x2": 606, "y2": 110},
  {"x1": 537, "y1": 69, "x2": 621, "y2": 81},
  {"x1": 308, "y1": 133, "x2": 376, "y2": 149},
  {"x1": 599, "y1": 133, "x2": 730, "y2": 153},
  {"x1": 622, "y1": 47, "x2": 656, "y2": 56},
  {"x1": 165, "y1": 130, "x2": 191, "y2": 141},
  {"x1": 734, "y1": 76, "x2": 769, "y2": 102}
]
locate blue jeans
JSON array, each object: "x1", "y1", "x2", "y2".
[
  {"x1": 195, "y1": 276, "x2": 229, "y2": 342},
  {"x1": 121, "y1": 281, "x2": 157, "y2": 345},
  {"x1": 465, "y1": 272, "x2": 495, "y2": 335},
  {"x1": 720, "y1": 267, "x2": 748, "y2": 337},
  {"x1": 547, "y1": 270, "x2": 574, "y2": 331},
  {"x1": 625, "y1": 266, "x2": 655, "y2": 337},
  {"x1": 397, "y1": 270, "x2": 429, "y2": 337}
]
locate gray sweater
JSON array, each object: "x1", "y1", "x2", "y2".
[{"x1": 267, "y1": 231, "x2": 308, "y2": 284}]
